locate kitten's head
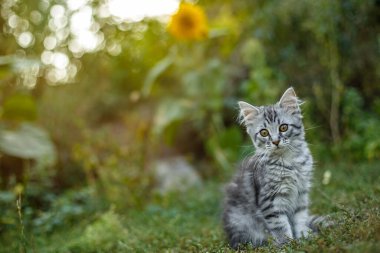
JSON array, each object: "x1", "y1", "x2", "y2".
[{"x1": 238, "y1": 87, "x2": 305, "y2": 155}]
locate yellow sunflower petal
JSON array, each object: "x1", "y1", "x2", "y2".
[{"x1": 168, "y1": 3, "x2": 208, "y2": 41}]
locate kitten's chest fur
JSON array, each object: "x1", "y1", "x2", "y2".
[{"x1": 259, "y1": 150, "x2": 313, "y2": 208}]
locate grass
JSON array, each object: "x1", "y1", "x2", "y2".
[{"x1": 1, "y1": 160, "x2": 380, "y2": 253}]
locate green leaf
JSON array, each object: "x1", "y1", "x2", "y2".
[
  {"x1": 0, "y1": 123, "x2": 56, "y2": 165},
  {"x1": 142, "y1": 54, "x2": 173, "y2": 97},
  {"x1": 153, "y1": 99, "x2": 192, "y2": 139}
]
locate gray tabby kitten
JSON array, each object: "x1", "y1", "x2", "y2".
[{"x1": 223, "y1": 87, "x2": 324, "y2": 249}]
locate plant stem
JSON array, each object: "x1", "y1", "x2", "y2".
[{"x1": 17, "y1": 192, "x2": 26, "y2": 253}]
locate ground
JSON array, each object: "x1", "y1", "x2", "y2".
[{"x1": 1, "y1": 160, "x2": 380, "y2": 253}]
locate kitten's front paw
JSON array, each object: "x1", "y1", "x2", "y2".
[
  {"x1": 295, "y1": 226, "x2": 313, "y2": 239},
  {"x1": 308, "y1": 215, "x2": 334, "y2": 233},
  {"x1": 273, "y1": 235, "x2": 293, "y2": 247}
]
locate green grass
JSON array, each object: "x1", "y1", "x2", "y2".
[{"x1": 2, "y1": 160, "x2": 380, "y2": 253}]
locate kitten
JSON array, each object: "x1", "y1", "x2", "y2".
[{"x1": 223, "y1": 87, "x2": 326, "y2": 249}]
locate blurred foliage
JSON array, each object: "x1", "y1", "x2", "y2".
[
  {"x1": 2, "y1": 93, "x2": 37, "y2": 121},
  {"x1": 31, "y1": 188, "x2": 101, "y2": 234},
  {"x1": 0, "y1": 0, "x2": 379, "y2": 248},
  {"x1": 0, "y1": 123, "x2": 56, "y2": 163},
  {"x1": 67, "y1": 209, "x2": 129, "y2": 252},
  {"x1": 72, "y1": 124, "x2": 154, "y2": 209},
  {"x1": 342, "y1": 88, "x2": 380, "y2": 161}
]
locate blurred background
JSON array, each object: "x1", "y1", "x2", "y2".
[{"x1": 0, "y1": 0, "x2": 379, "y2": 251}]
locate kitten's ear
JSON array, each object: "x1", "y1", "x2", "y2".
[
  {"x1": 238, "y1": 101, "x2": 260, "y2": 124},
  {"x1": 279, "y1": 87, "x2": 300, "y2": 111}
]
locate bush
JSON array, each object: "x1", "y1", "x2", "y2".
[{"x1": 341, "y1": 88, "x2": 380, "y2": 161}]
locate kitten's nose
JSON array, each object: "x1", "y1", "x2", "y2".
[{"x1": 272, "y1": 140, "x2": 280, "y2": 146}]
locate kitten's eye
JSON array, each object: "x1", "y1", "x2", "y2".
[
  {"x1": 279, "y1": 124, "x2": 288, "y2": 132},
  {"x1": 259, "y1": 129, "x2": 269, "y2": 137}
]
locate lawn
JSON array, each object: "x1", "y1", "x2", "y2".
[{"x1": 2, "y1": 160, "x2": 380, "y2": 253}]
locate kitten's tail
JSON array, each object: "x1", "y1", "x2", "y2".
[{"x1": 308, "y1": 215, "x2": 334, "y2": 233}]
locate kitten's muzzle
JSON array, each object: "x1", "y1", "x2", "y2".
[{"x1": 272, "y1": 140, "x2": 280, "y2": 146}]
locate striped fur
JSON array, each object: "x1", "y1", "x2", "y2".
[{"x1": 223, "y1": 88, "x2": 325, "y2": 249}]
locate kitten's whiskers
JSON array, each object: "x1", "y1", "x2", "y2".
[{"x1": 304, "y1": 125, "x2": 321, "y2": 131}]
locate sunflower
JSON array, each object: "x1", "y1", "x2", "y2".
[{"x1": 168, "y1": 2, "x2": 208, "y2": 41}]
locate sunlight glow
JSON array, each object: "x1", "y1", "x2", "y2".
[
  {"x1": 67, "y1": 0, "x2": 88, "y2": 11},
  {"x1": 17, "y1": 31, "x2": 34, "y2": 48},
  {"x1": 70, "y1": 6, "x2": 93, "y2": 35},
  {"x1": 107, "y1": 0, "x2": 180, "y2": 22},
  {"x1": 40, "y1": 0, "x2": 180, "y2": 84},
  {"x1": 43, "y1": 36, "x2": 57, "y2": 50},
  {"x1": 51, "y1": 52, "x2": 69, "y2": 70}
]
